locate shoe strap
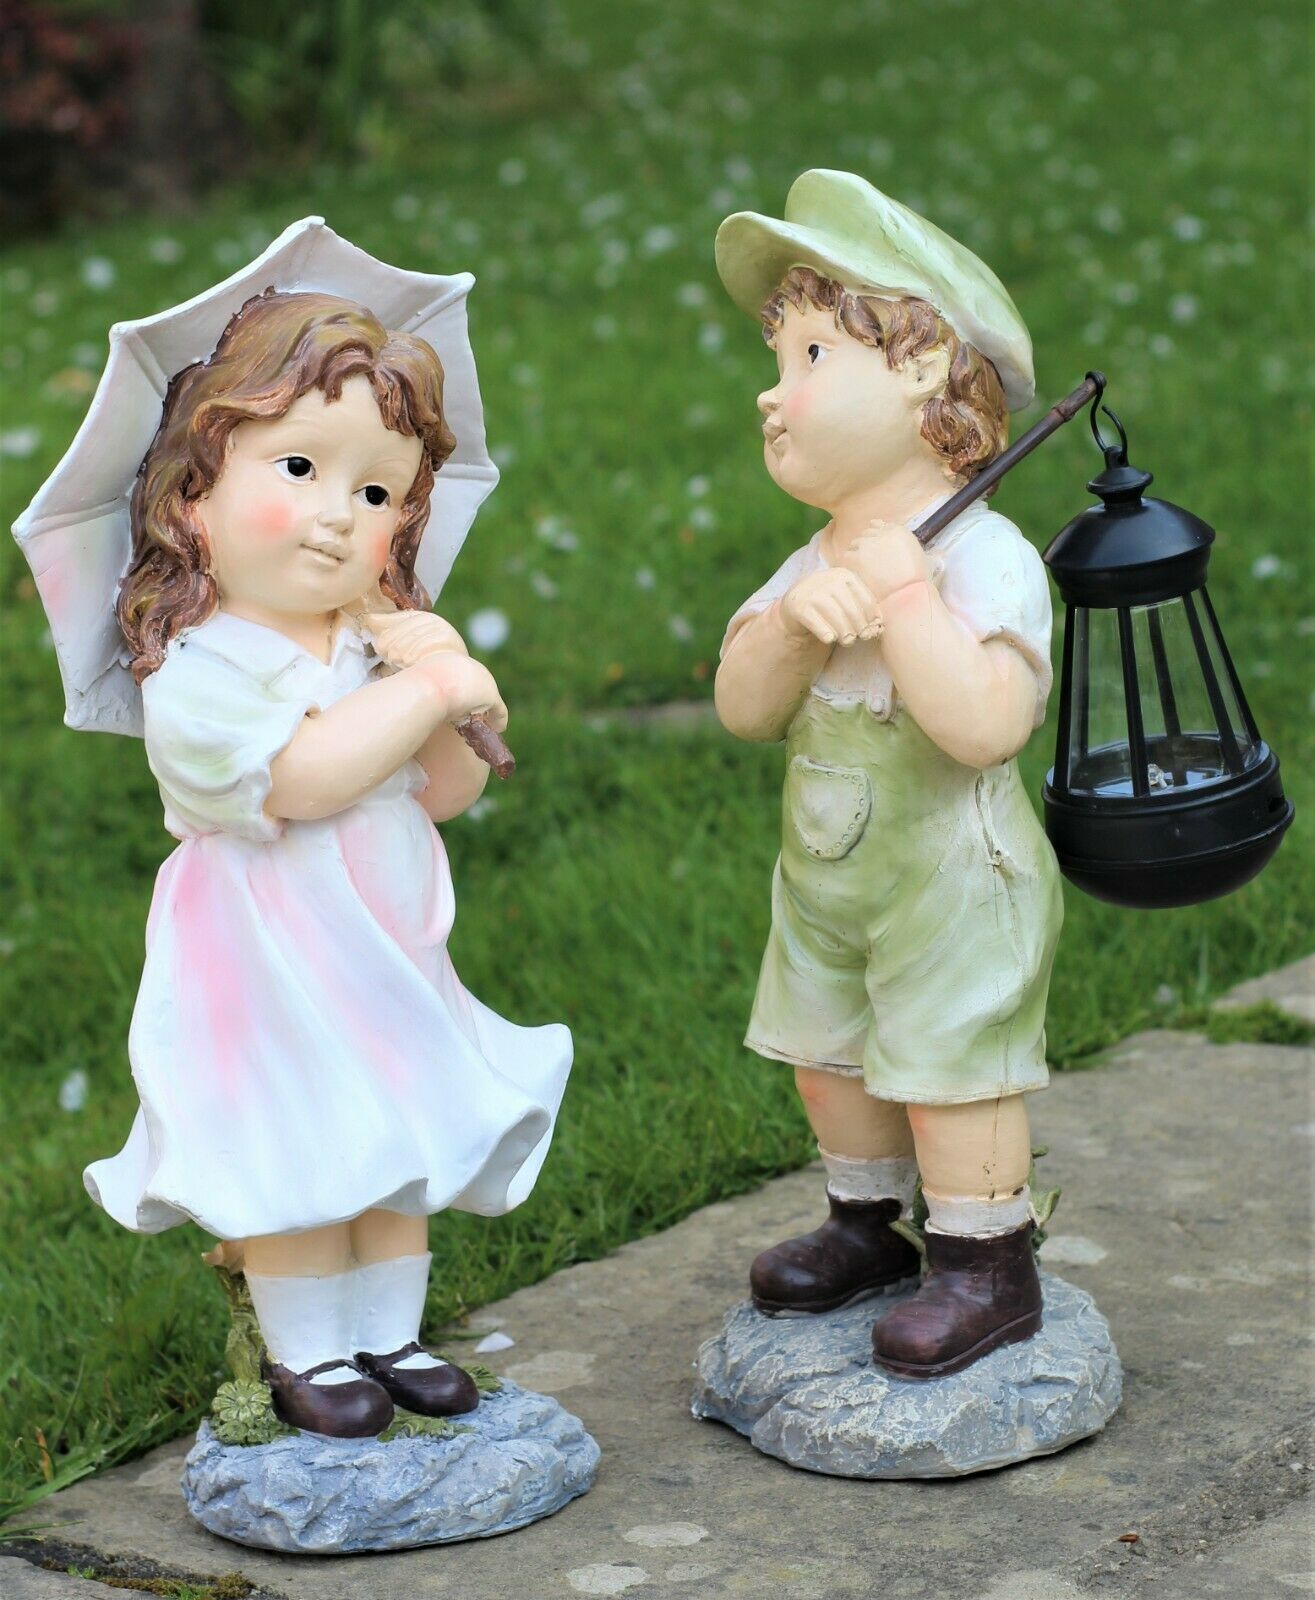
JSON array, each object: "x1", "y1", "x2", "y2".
[
  {"x1": 369, "y1": 1340, "x2": 425, "y2": 1366},
  {"x1": 298, "y1": 1358, "x2": 361, "y2": 1381}
]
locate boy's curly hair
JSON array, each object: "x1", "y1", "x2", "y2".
[{"x1": 761, "y1": 267, "x2": 1009, "y2": 483}]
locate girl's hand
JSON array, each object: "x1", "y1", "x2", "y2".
[
  {"x1": 360, "y1": 610, "x2": 468, "y2": 669},
  {"x1": 840, "y1": 519, "x2": 931, "y2": 604},
  {"x1": 780, "y1": 569, "x2": 883, "y2": 646},
  {"x1": 413, "y1": 652, "x2": 509, "y2": 732}
]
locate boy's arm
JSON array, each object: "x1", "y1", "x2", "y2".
[
  {"x1": 716, "y1": 568, "x2": 882, "y2": 743},
  {"x1": 879, "y1": 580, "x2": 1039, "y2": 769},
  {"x1": 715, "y1": 601, "x2": 831, "y2": 743}
]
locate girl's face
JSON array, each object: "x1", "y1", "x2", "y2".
[
  {"x1": 197, "y1": 375, "x2": 424, "y2": 618},
  {"x1": 757, "y1": 301, "x2": 951, "y2": 512}
]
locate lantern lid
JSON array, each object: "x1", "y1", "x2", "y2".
[{"x1": 1043, "y1": 405, "x2": 1214, "y2": 608}]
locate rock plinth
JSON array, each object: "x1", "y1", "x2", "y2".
[
  {"x1": 692, "y1": 1273, "x2": 1121, "y2": 1478},
  {"x1": 181, "y1": 1381, "x2": 599, "y2": 1552}
]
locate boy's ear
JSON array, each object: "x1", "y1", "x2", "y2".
[{"x1": 908, "y1": 346, "x2": 950, "y2": 399}]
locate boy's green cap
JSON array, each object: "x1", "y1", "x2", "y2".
[{"x1": 715, "y1": 169, "x2": 1035, "y2": 411}]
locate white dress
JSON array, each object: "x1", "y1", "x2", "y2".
[{"x1": 84, "y1": 612, "x2": 572, "y2": 1242}]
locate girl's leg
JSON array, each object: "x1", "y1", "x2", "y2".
[
  {"x1": 348, "y1": 1210, "x2": 478, "y2": 1418},
  {"x1": 243, "y1": 1222, "x2": 351, "y2": 1278},
  {"x1": 348, "y1": 1208, "x2": 428, "y2": 1265},
  {"x1": 872, "y1": 1092, "x2": 1041, "y2": 1380},
  {"x1": 749, "y1": 1068, "x2": 921, "y2": 1315},
  {"x1": 242, "y1": 1222, "x2": 393, "y2": 1436}
]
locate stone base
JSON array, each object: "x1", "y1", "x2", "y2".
[
  {"x1": 691, "y1": 1272, "x2": 1122, "y2": 1479},
  {"x1": 181, "y1": 1380, "x2": 599, "y2": 1552}
]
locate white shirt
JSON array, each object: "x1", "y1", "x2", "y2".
[{"x1": 721, "y1": 499, "x2": 1054, "y2": 727}]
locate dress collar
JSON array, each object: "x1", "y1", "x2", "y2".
[{"x1": 177, "y1": 610, "x2": 370, "y2": 685}]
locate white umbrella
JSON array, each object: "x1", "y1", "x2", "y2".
[{"x1": 11, "y1": 217, "x2": 499, "y2": 738}]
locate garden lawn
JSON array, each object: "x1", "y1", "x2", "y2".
[{"x1": 1, "y1": 0, "x2": 1310, "y2": 1523}]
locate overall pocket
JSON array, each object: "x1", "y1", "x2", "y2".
[{"x1": 786, "y1": 756, "x2": 873, "y2": 861}]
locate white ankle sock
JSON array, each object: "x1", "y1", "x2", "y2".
[
  {"x1": 245, "y1": 1270, "x2": 359, "y2": 1386},
  {"x1": 353, "y1": 1252, "x2": 445, "y2": 1369},
  {"x1": 819, "y1": 1146, "x2": 919, "y2": 1211},
  {"x1": 923, "y1": 1184, "x2": 1033, "y2": 1238}
]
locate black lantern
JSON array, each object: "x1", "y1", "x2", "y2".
[{"x1": 1041, "y1": 402, "x2": 1294, "y2": 909}]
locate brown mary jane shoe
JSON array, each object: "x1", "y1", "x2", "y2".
[
  {"x1": 354, "y1": 1342, "x2": 480, "y2": 1417},
  {"x1": 261, "y1": 1356, "x2": 394, "y2": 1437}
]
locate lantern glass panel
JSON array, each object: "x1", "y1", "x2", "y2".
[
  {"x1": 1065, "y1": 596, "x2": 1261, "y2": 800},
  {"x1": 1066, "y1": 606, "x2": 1131, "y2": 794},
  {"x1": 1128, "y1": 598, "x2": 1251, "y2": 790},
  {"x1": 1195, "y1": 592, "x2": 1257, "y2": 758}
]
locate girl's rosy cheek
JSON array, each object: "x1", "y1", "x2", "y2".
[
  {"x1": 369, "y1": 526, "x2": 392, "y2": 568},
  {"x1": 250, "y1": 497, "x2": 298, "y2": 539}
]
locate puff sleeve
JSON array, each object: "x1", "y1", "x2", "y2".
[
  {"x1": 142, "y1": 642, "x2": 320, "y2": 842},
  {"x1": 938, "y1": 512, "x2": 1054, "y2": 727}
]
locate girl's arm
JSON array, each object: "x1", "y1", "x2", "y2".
[
  {"x1": 413, "y1": 721, "x2": 494, "y2": 822},
  {"x1": 266, "y1": 653, "x2": 504, "y2": 822}
]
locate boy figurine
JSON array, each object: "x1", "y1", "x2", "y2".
[{"x1": 714, "y1": 171, "x2": 1064, "y2": 1379}]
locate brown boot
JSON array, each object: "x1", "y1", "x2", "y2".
[
  {"x1": 750, "y1": 1192, "x2": 921, "y2": 1316},
  {"x1": 261, "y1": 1356, "x2": 394, "y2": 1437},
  {"x1": 870, "y1": 1222, "x2": 1042, "y2": 1379},
  {"x1": 354, "y1": 1342, "x2": 480, "y2": 1417}
]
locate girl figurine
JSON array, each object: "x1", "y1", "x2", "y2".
[
  {"x1": 713, "y1": 172, "x2": 1063, "y2": 1379},
  {"x1": 14, "y1": 224, "x2": 571, "y2": 1439}
]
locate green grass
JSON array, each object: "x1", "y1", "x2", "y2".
[{"x1": 1, "y1": 0, "x2": 1310, "y2": 1525}]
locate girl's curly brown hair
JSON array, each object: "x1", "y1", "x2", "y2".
[
  {"x1": 118, "y1": 288, "x2": 457, "y2": 682},
  {"x1": 761, "y1": 267, "x2": 1009, "y2": 484}
]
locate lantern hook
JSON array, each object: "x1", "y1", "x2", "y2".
[{"x1": 1090, "y1": 400, "x2": 1130, "y2": 470}]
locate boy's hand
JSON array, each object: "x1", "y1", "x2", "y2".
[
  {"x1": 360, "y1": 610, "x2": 469, "y2": 669},
  {"x1": 840, "y1": 520, "x2": 932, "y2": 604},
  {"x1": 780, "y1": 569, "x2": 883, "y2": 646}
]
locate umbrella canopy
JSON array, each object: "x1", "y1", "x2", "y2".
[{"x1": 12, "y1": 217, "x2": 499, "y2": 737}]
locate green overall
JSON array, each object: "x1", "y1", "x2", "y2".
[{"x1": 745, "y1": 695, "x2": 1064, "y2": 1104}]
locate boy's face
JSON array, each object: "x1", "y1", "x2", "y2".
[{"x1": 757, "y1": 299, "x2": 949, "y2": 513}]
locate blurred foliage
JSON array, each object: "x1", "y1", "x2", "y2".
[
  {"x1": 0, "y1": 0, "x2": 139, "y2": 230},
  {"x1": 202, "y1": 0, "x2": 581, "y2": 164}
]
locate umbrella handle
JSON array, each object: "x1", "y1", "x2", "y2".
[{"x1": 456, "y1": 715, "x2": 516, "y2": 779}]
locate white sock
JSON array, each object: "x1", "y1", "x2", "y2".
[
  {"x1": 923, "y1": 1184, "x2": 1033, "y2": 1238},
  {"x1": 245, "y1": 1270, "x2": 360, "y2": 1387},
  {"x1": 353, "y1": 1252, "x2": 445, "y2": 1370},
  {"x1": 819, "y1": 1146, "x2": 920, "y2": 1211}
]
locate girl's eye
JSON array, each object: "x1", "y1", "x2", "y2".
[
  {"x1": 276, "y1": 456, "x2": 314, "y2": 481},
  {"x1": 359, "y1": 484, "x2": 390, "y2": 508},
  {"x1": 807, "y1": 343, "x2": 826, "y2": 365}
]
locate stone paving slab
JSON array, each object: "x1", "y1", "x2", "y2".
[
  {"x1": 1217, "y1": 952, "x2": 1315, "y2": 1023},
  {"x1": 8, "y1": 1026, "x2": 1313, "y2": 1600}
]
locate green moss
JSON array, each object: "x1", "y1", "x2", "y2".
[{"x1": 1182, "y1": 1002, "x2": 1315, "y2": 1048}]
